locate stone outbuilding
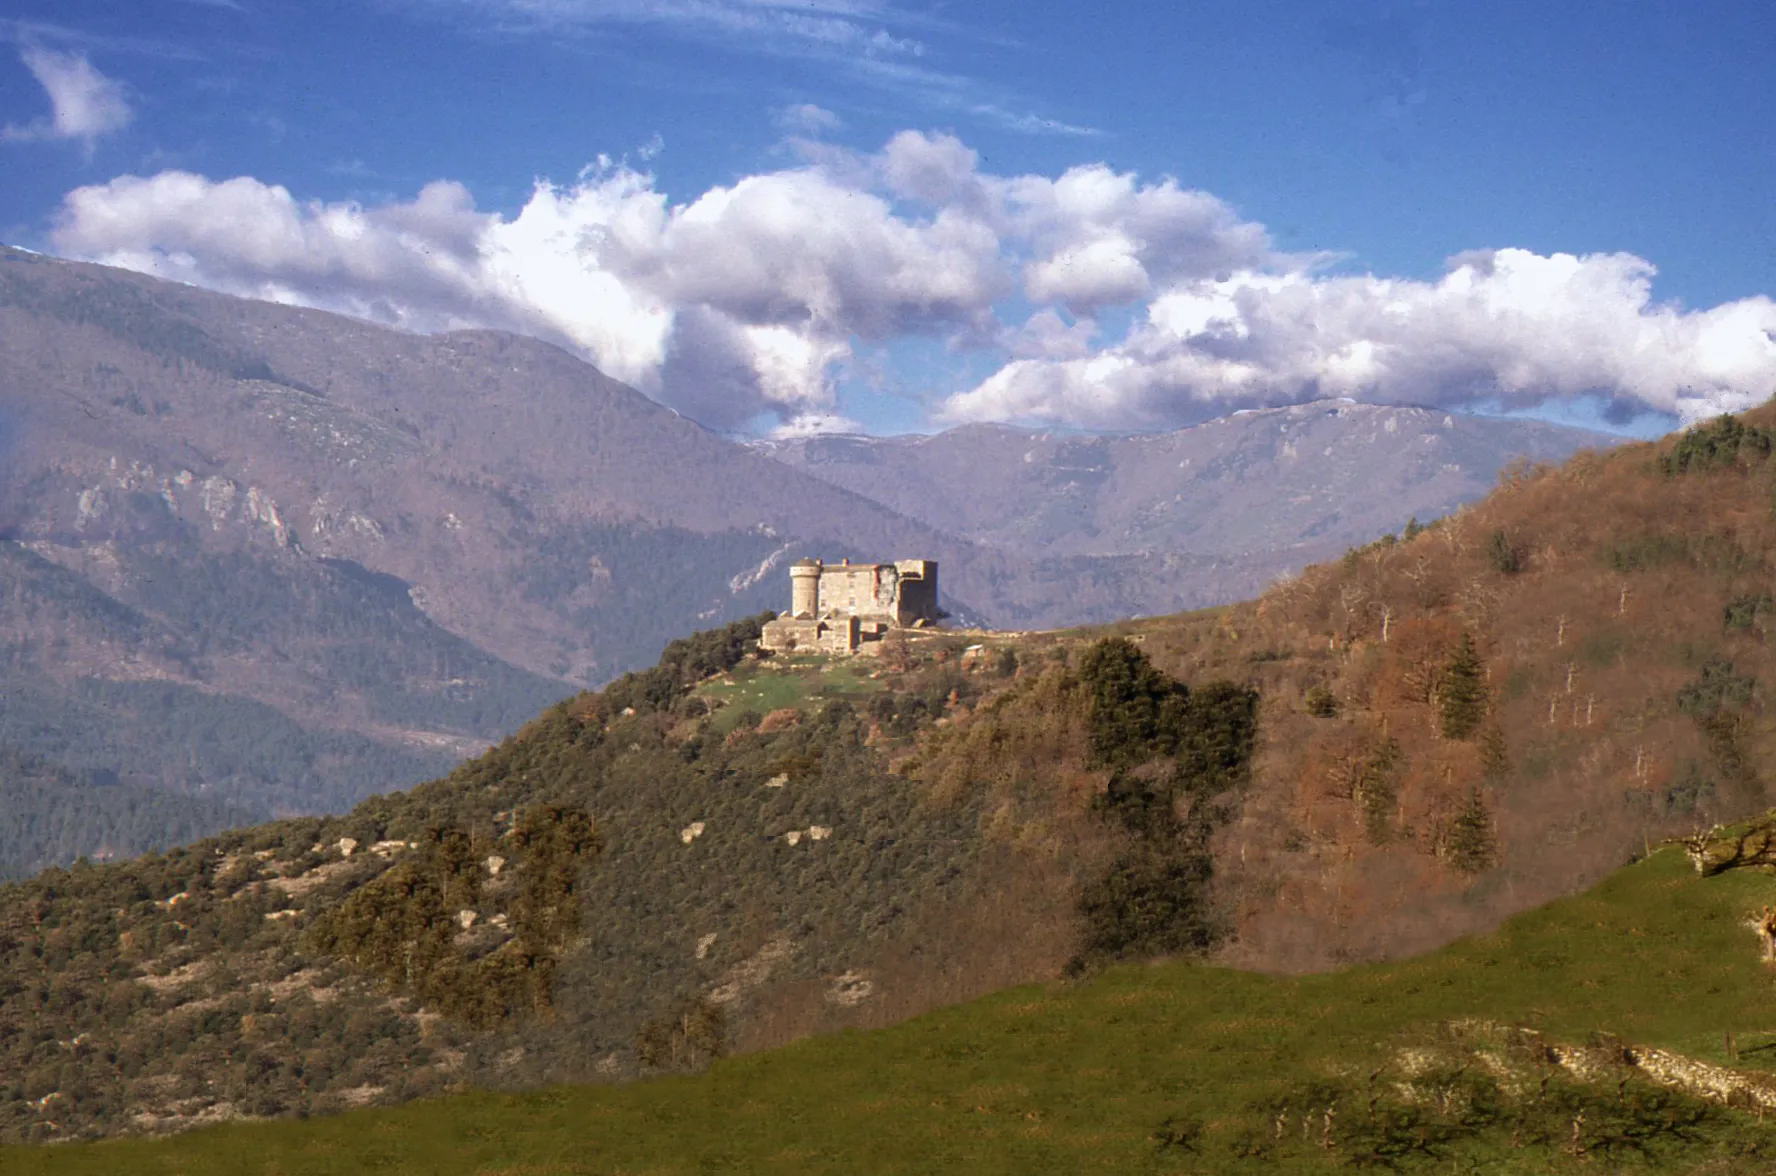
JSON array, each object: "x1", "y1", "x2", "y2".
[{"x1": 759, "y1": 558, "x2": 939, "y2": 654}]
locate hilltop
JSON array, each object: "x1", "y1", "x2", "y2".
[
  {"x1": 1, "y1": 405, "x2": 1773, "y2": 1145},
  {"x1": 0, "y1": 245, "x2": 1609, "y2": 850}
]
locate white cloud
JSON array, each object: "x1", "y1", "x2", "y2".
[
  {"x1": 776, "y1": 102, "x2": 843, "y2": 137},
  {"x1": 968, "y1": 104, "x2": 1102, "y2": 138},
  {"x1": 3, "y1": 46, "x2": 133, "y2": 148},
  {"x1": 768, "y1": 411, "x2": 866, "y2": 439},
  {"x1": 999, "y1": 163, "x2": 1272, "y2": 314},
  {"x1": 47, "y1": 132, "x2": 1776, "y2": 435},
  {"x1": 941, "y1": 250, "x2": 1776, "y2": 429},
  {"x1": 408, "y1": 0, "x2": 929, "y2": 62}
]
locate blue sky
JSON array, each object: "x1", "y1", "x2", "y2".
[{"x1": 4, "y1": 1, "x2": 1775, "y2": 438}]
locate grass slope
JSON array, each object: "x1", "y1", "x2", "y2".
[{"x1": 12, "y1": 842, "x2": 1776, "y2": 1174}]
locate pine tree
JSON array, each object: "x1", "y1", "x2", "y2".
[
  {"x1": 1446, "y1": 787, "x2": 1497, "y2": 874},
  {"x1": 1439, "y1": 633, "x2": 1488, "y2": 740}
]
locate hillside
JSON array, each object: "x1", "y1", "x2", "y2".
[
  {"x1": 0, "y1": 405, "x2": 1772, "y2": 1146},
  {"x1": 0, "y1": 245, "x2": 1615, "y2": 840},
  {"x1": 11, "y1": 837, "x2": 1776, "y2": 1173},
  {"x1": 0, "y1": 244, "x2": 1002, "y2": 829}
]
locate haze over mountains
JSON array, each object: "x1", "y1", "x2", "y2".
[
  {"x1": 759, "y1": 402, "x2": 1607, "y2": 568},
  {"x1": 0, "y1": 245, "x2": 1616, "y2": 863}
]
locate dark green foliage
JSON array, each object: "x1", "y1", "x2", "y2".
[
  {"x1": 1176, "y1": 681, "x2": 1260, "y2": 800},
  {"x1": 1231, "y1": 1052, "x2": 1773, "y2": 1172},
  {"x1": 1073, "y1": 640, "x2": 1258, "y2": 971},
  {"x1": 1675, "y1": 660, "x2": 1761, "y2": 812},
  {"x1": 1486, "y1": 529, "x2": 1524, "y2": 574},
  {"x1": 1401, "y1": 517, "x2": 1423, "y2": 541},
  {"x1": 1664, "y1": 760, "x2": 1716, "y2": 816},
  {"x1": 1357, "y1": 738, "x2": 1404, "y2": 846},
  {"x1": 1438, "y1": 633, "x2": 1489, "y2": 740},
  {"x1": 304, "y1": 805, "x2": 597, "y2": 1028},
  {"x1": 118, "y1": 548, "x2": 563, "y2": 735},
  {"x1": 0, "y1": 747, "x2": 253, "y2": 881},
  {"x1": 1676, "y1": 659, "x2": 1756, "y2": 716},
  {"x1": 599, "y1": 612, "x2": 775, "y2": 717},
  {"x1": 1723, "y1": 593, "x2": 1772, "y2": 632},
  {"x1": 1074, "y1": 849, "x2": 1218, "y2": 965},
  {"x1": 1303, "y1": 686, "x2": 1340, "y2": 718},
  {"x1": 1446, "y1": 787, "x2": 1498, "y2": 874},
  {"x1": 1603, "y1": 530, "x2": 1753, "y2": 575},
  {"x1": 0, "y1": 675, "x2": 452, "y2": 815},
  {"x1": 0, "y1": 539, "x2": 512, "y2": 814},
  {"x1": 1659, "y1": 413, "x2": 1775, "y2": 476},
  {"x1": 1076, "y1": 638, "x2": 1188, "y2": 770}
]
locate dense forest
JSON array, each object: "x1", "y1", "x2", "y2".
[{"x1": 0, "y1": 748, "x2": 253, "y2": 880}]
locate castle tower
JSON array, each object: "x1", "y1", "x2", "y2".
[{"x1": 789, "y1": 558, "x2": 822, "y2": 618}]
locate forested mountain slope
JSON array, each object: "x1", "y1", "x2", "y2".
[{"x1": 0, "y1": 393, "x2": 1765, "y2": 1146}]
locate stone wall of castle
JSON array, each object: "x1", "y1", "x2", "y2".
[{"x1": 759, "y1": 558, "x2": 938, "y2": 654}]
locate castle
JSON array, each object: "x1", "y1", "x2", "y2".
[{"x1": 758, "y1": 558, "x2": 940, "y2": 654}]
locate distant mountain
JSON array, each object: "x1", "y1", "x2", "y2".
[
  {"x1": 0, "y1": 246, "x2": 1083, "y2": 827},
  {"x1": 0, "y1": 244, "x2": 1620, "y2": 835},
  {"x1": 756, "y1": 401, "x2": 1618, "y2": 569}
]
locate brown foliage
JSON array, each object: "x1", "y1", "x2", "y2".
[{"x1": 1127, "y1": 406, "x2": 1776, "y2": 971}]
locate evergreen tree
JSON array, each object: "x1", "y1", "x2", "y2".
[
  {"x1": 1486, "y1": 530, "x2": 1524, "y2": 574},
  {"x1": 1439, "y1": 633, "x2": 1489, "y2": 740},
  {"x1": 1447, "y1": 787, "x2": 1498, "y2": 874}
]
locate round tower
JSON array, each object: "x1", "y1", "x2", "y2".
[{"x1": 789, "y1": 558, "x2": 821, "y2": 618}]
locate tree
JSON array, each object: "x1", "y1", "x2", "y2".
[
  {"x1": 1486, "y1": 530, "x2": 1524, "y2": 575},
  {"x1": 1446, "y1": 787, "x2": 1497, "y2": 874},
  {"x1": 1076, "y1": 637, "x2": 1187, "y2": 768},
  {"x1": 1439, "y1": 633, "x2": 1488, "y2": 740}
]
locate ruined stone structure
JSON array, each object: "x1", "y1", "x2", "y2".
[{"x1": 759, "y1": 558, "x2": 940, "y2": 654}]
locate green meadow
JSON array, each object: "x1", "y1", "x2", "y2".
[
  {"x1": 12, "y1": 843, "x2": 1776, "y2": 1174},
  {"x1": 693, "y1": 655, "x2": 890, "y2": 732}
]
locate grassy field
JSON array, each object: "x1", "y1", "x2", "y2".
[
  {"x1": 12, "y1": 841, "x2": 1776, "y2": 1174},
  {"x1": 694, "y1": 654, "x2": 891, "y2": 732}
]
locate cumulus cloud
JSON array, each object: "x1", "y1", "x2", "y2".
[
  {"x1": 3, "y1": 46, "x2": 133, "y2": 148},
  {"x1": 941, "y1": 250, "x2": 1776, "y2": 429},
  {"x1": 47, "y1": 130, "x2": 1776, "y2": 434}
]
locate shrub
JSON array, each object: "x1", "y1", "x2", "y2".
[
  {"x1": 1303, "y1": 686, "x2": 1339, "y2": 718},
  {"x1": 1659, "y1": 413, "x2": 1774, "y2": 476},
  {"x1": 1485, "y1": 529, "x2": 1524, "y2": 574}
]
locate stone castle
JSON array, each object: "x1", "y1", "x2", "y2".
[{"x1": 758, "y1": 558, "x2": 940, "y2": 654}]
